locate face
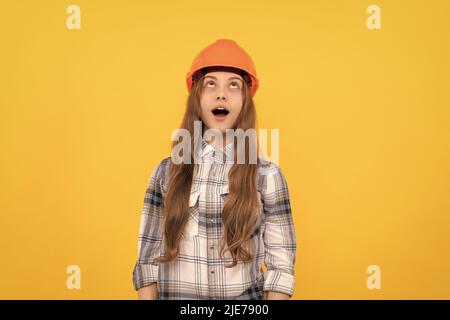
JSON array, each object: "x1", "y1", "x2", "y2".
[{"x1": 199, "y1": 71, "x2": 244, "y2": 135}]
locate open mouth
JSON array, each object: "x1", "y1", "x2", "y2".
[{"x1": 211, "y1": 107, "x2": 229, "y2": 120}]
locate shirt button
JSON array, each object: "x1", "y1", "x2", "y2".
[
  {"x1": 210, "y1": 218, "x2": 214, "y2": 223},
  {"x1": 211, "y1": 270, "x2": 215, "y2": 274},
  {"x1": 210, "y1": 246, "x2": 214, "y2": 250},
  {"x1": 209, "y1": 193, "x2": 213, "y2": 198}
]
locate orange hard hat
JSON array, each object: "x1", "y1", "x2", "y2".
[{"x1": 186, "y1": 39, "x2": 259, "y2": 97}]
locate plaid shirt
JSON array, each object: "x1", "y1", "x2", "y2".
[{"x1": 132, "y1": 139, "x2": 296, "y2": 299}]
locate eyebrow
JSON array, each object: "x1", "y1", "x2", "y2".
[{"x1": 204, "y1": 75, "x2": 243, "y2": 83}]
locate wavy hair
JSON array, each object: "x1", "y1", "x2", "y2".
[{"x1": 156, "y1": 66, "x2": 261, "y2": 268}]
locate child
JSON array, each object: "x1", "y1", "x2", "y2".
[{"x1": 132, "y1": 39, "x2": 296, "y2": 300}]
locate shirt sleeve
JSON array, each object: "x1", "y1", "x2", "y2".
[
  {"x1": 132, "y1": 159, "x2": 167, "y2": 291},
  {"x1": 262, "y1": 163, "x2": 297, "y2": 297}
]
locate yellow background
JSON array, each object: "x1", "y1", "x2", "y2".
[{"x1": 1, "y1": 0, "x2": 449, "y2": 299}]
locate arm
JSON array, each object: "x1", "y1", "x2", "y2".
[
  {"x1": 132, "y1": 159, "x2": 167, "y2": 299},
  {"x1": 262, "y1": 164, "x2": 297, "y2": 299},
  {"x1": 138, "y1": 282, "x2": 159, "y2": 300},
  {"x1": 263, "y1": 291, "x2": 290, "y2": 300}
]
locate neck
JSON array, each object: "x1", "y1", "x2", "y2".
[{"x1": 204, "y1": 132, "x2": 233, "y2": 149}]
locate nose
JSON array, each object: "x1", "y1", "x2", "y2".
[
  {"x1": 216, "y1": 92, "x2": 227, "y2": 102},
  {"x1": 214, "y1": 80, "x2": 231, "y2": 102}
]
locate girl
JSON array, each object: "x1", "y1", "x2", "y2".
[{"x1": 132, "y1": 39, "x2": 296, "y2": 300}]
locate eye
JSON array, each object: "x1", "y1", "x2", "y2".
[
  {"x1": 230, "y1": 81, "x2": 240, "y2": 88},
  {"x1": 205, "y1": 80, "x2": 215, "y2": 87}
]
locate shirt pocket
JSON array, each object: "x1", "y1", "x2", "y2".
[
  {"x1": 181, "y1": 190, "x2": 200, "y2": 239},
  {"x1": 219, "y1": 184, "x2": 230, "y2": 211}
]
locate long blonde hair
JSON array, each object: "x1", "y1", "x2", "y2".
[{"x1": 156, "y1": 66, "x2": 261, "y2": 268}]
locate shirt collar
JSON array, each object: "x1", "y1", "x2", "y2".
[{"x1": 200, "y1": 137, "x2": 234, "y2": 163}]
